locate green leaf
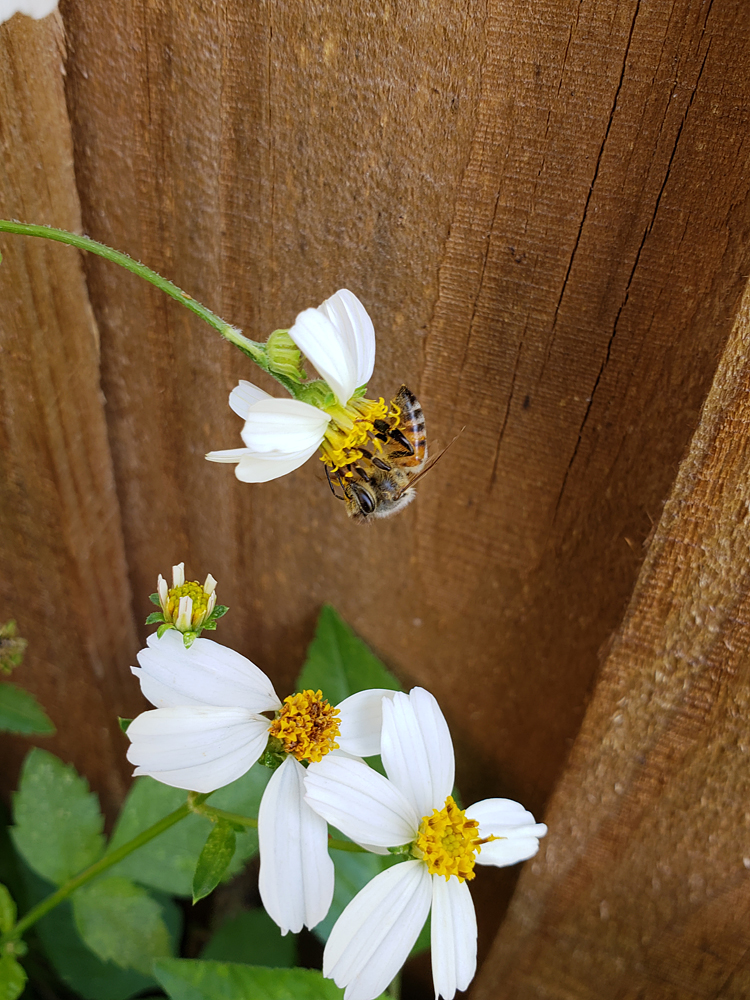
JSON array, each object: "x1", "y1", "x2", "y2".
[
  {"x1": 295, "y1": 605, "x2": 402, "y2": 704},
  {"x1": 0, "y1": 883, "x2": 15, "y2": 933},
  {"x1": 155, "y1": 959, "x2": 374, "y2": 1000},
  {"x1": 0, "y1": 683, "x2": 55, "y2": 735},
  {"x1": 72, "y1": 877, "x2": 171, "y2": 976},
  {"x1": 192, "y1": 820, "x2": 236, "y2": 903},
  {"x1": 0, "y1": 955, "x2": 26, "y2": 1000},
  {"x1": 11, "y1": 748, "x2": 105, "y2": 884},
  {"x1": 118, "y1": 717, "x2": 133, "y2": 733},
  {"x1": 200, "y1": 910, "x2": 295, "y2": 967},
  {"x1": 108, "y1": 765, "x2": 270, "y2": 896},
  {"x1": 20, "y1": 859, "x2": 179, "y2": 1000}
]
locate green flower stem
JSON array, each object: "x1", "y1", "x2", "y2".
[
  {"x1": 1, "y1": 794, "x2": 209, "y2": 946},
  {"x1": 0, "y1": 220, "x2": 304, "y2": 399},
  {"x1": 192, "y1": 801, "x2": 366, "y2": 853}
]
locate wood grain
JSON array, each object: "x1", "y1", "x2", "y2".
[
  {"x1": 472, "y1": 273, "x2": 750, "y2": 999},
  {"x1": 0, "y1": 13, "x2": 142, "y2": 816},
  {"x1": 0, "y1": 0, "x2": 745, "y2": 988}
]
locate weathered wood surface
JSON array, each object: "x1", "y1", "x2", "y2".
[
  {"x1": 473, "y1": 275, "x2": 750, "y2": 1000},
  {"x1": 0, "y1": 13, "x2": 142, "y2": 816},
  {"x1": 1, "y1": 0, "x2": 749, "y2": 994}
]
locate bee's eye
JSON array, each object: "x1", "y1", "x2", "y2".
[{"x1": 351, "y1": 484, "x2": 376, "y2": 515}]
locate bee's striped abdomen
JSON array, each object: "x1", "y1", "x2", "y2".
[{"x1": 390, "y1": 385, "x2": 427, "y2": 469}]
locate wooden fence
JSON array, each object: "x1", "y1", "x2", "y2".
[{"x1": 2, "y1": 2, "x2": 750, "y2": 996}]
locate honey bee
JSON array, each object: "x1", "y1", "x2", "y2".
[{"x1": 327, "y1": 385, "x2": 429, "y2": 521}]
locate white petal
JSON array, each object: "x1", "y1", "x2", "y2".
[
  {"x1": 324, "y1": 861, "x2": 431, "y2": 1000},
  {"x1": 157, "y1": 574, "x2": 168, "y2": 608},
  {"x1": 304, "y1": 756, "x2": 418, "y2": 847},
  {"x1": 431, "y1": 877, "x2": 477, "y2": 1000},
  {"x1": 175, "y1": 595, "x2": 193, "y2": 631},
  {"x1": 466, "y1": 798, "x2": 540, "y2": 831},
  {"x1": 258, "y1": 757, "x2": 334, "y2": 934},
  {"x1": 317, "y1": 289, "x2": 376, "y2": 390},
  {"x1": 134, "y1": 629, "x2": 281, "y2": 711},
  {"x1": 336, "y1": 689, "x2": 397, "y2": 757},
  {"x1": 475, "y1": 835, "x2": 545, "y2": 867},
  {"x1": 233, "y1": 443, "x2": 322, "y2": 483},
  {"x1": 241, "y1": 397, "x2": 330, "y2": 453},
  {"x1": 381, "y1": 688, "x2": 454, "y2": 819},
  {"x1": 229, "y1": 380, "x2": 273, "y2": 419},
  {"x1": 172, "y1": 563, "x2": 185, "y2": 587},
  {"x1": 126, "y1": 706, "x2": 270, "y2": 792},
  {"x1": 0, "y1": 0, "x2": 58, "y2": 20},
  {"x1": 204, "y1": 574, "x2": 217, "y2": 595},
  {"x1": 289, "y1": 306, "x2": 358, "y2": 405},
  {"x1": 205, "y1": 446, "x2": 253, "y2": 464}
]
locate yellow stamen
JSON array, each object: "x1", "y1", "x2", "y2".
[
  {"x1": 268, "y1": 690, "x2": 340, "y2": 763},
  {"x1": 413, "y1": 796, "x2": 497, "y2": 882},
  {"x1": 319, "y1": 396, "x2": 395, "y2": 474},
  {"x1": 165, "y1": 581, "x2": 211, "y2": 628}
]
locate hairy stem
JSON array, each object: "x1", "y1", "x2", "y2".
[{"x1": 0, "y1": 220, "x2": 303, "y2": 398}]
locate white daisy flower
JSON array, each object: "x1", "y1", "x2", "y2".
[
  {"x1": 304, "y1": 688, "x2": 547, "y2": 1000},
  {"x1": 126, "y1": 629, "x2": 396, "y2": 934},
  {"x1": 0, "y1": 0, "x2": 57, "y2": 22},
  {"x1": 206, "y1": 289, "x2": 397, "y2": 484}
]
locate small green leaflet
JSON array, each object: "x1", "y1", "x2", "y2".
[
  {"x1": 0, "y1": 955, "x2": 26, "y2": 1000},
  {"x1": 0, "y1": 683, "x2": 55, "y2": 735},
  {"x1": 154, "y1": 959, "x2": 388, "y2": 1000},
  {"x1": 295, "y1": 605, "x2": 402, "y2": 703},
  {"x1": 192, "y1": 820, "x2": 236, "y2": 903},
  {"x1": 11, "y1": 748, "x2": 105, "y2": 885},
  {"x1": 0, "y1": 883, "x2": 15, "y2": 934},
  {"x1": 72, "y1": 877, "x2": 172, "y2": 976}
]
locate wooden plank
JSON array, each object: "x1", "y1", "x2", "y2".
[
  {"x1": 48, "y1": 0, "x2": 750, "y2": 972},
  {"x1": 473, "y1": 273, "x2": 750, "y2": 998},
  {"x1": 0, "y1": 13, "x2": 141, "y2": 816}
]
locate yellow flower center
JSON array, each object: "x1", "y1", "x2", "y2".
[
  {"x1": 414, "y1": 796, "x2": 494, "y2": 882},
  {"x1": 166, "y1": 581, "x2": 211, "y2": 627},
  {"x1": 268, "y1": 690, "x2": 341, "y2": 763},
  {"x1": 319, "y1": 397, "x2": 398, "y2": 476}
]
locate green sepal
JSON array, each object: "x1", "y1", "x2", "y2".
[
  {"x1": 0, "y1": 955, "x2": 26, "y2": 1000},
  {"x1": 192, "y1": 820, "x2": 237, "y2": 904},
  {"x1": 207, "y1": 605, "x2": 229, "y2": 622},
  {"x1": 259, "y1": 737, "x2": 286, "y2": 772},
  {"x1": 352, "y1": 384, "x2": 368, "y2": 398},
  {"x1": 181, "y1": 631, "x2": 198, "y2": 649},
  {"x1": 118, "y1": 717, "x2": 133, "y2": 733},
  {"x1": 156, "y1": 623, "x2": 174, "y2": 639},
  {"x1": 145, "y1": 611, "x2": 166, "y2": 625},
  {"x1": 148, "y1": 593, "x2": 162, "y2": 607},
  {"x1": 387, "y1": 843, "x2": 412, "y2": 856},
  {"x1": 0, "y1": 882, "x2": 16, "y2": 933}
]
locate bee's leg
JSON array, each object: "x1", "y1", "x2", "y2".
[
  {"x1": 354, "y1": 466, "x2": 370, "y2": 482},
  {"x1": 388, "y1": 428, "x2": 415, "y2": 455},
  {"x1": 372, "y1": 456, "x2": 392, "y2": 472},
  {"x1": 325, "y1": 464, "x2": 346, "y2": 501}
]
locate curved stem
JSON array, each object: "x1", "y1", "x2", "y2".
[
  {"x1": 0, "y1": 220, "x2": 304, "y2": 398},
  {"x1": 1, "y1": 793, "x2": 210, "y2": 946}
]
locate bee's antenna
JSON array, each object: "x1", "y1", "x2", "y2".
[{"x1": 396, "y1": 428, "x2": 464, "y2": 496}]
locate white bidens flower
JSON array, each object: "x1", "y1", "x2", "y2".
[
  {"x1": 304, "y1": 688, "x2": 548, "y2": 1000},
  {"x1": 0, "y1": 0, "x2": 57, "y2": 22},
  {"x1": 126, "y1": 630, "x2": 395, "y2": 935},
  {"x1": 206, "y1": 289, "x2": 397, "y2": 484}
]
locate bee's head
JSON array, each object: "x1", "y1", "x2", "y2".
[{"x1": 343, "y1": 479, "x2": 417, "y2": 522}]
